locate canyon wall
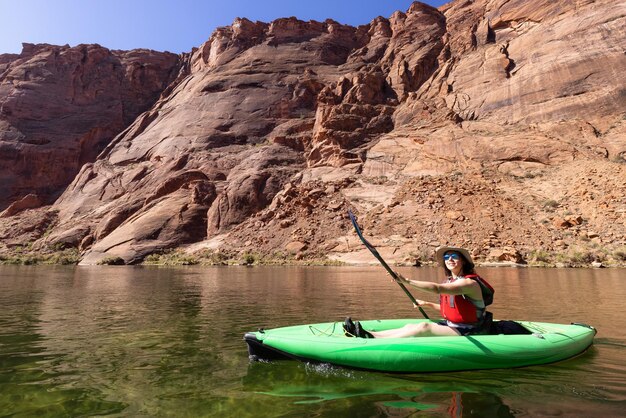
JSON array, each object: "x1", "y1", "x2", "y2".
[{"x1": 1, "y1": 0, "x2": 624, "y2": 266}]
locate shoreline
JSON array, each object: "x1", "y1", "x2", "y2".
[{"x1": 1, "y1": 248, "x2": 624, "y2": 268}]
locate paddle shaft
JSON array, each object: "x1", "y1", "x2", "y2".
[{"x1": 348, "y1": 211, "x2": 429, "y2": 319}]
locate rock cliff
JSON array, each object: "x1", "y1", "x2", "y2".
[
  {"x1": 1, "y1": 0, "x2": 624, "y2": 267},
  {"x1": 0, "y1": 43, "x2": 182, "y2": 210}
]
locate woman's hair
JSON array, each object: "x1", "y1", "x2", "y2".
[{"x1": 443, "y1": 253, "x2": 476, "y2": 276}]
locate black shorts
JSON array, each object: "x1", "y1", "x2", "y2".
[{"x1": 437, "y1": 318, "x2": 491, "y2": 336}]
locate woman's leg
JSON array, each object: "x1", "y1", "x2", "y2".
[{"x1": 370, "y1": 322, "x2": 460, "y2": 338}]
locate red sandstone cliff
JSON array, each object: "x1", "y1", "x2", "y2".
[
  {"x1": 0, "y1": 43, "x2": 182, "y2": 211},
  {"x1": 0, "y1": 0, "x2": 624, "y2": 266}
]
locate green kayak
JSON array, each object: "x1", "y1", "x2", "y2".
[{"x1": 244, "y1": 319, "x2": 596, "y2": 373}]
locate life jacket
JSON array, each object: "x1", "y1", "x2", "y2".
[{"x1": 440, "y1": 274, "x2": 495, "y2": 324}]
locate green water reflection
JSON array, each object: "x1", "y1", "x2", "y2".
[{"x1": 241, "y1": 361, "x2": 516, "y2": 416}]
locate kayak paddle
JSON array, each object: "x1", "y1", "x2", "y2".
[{"x1": 348, "y1": 210, "x2": 429, "y2": 319}]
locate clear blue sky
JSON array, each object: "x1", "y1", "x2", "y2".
[{"x1": 0, "y1": 0, "x2": 449, "y2": 55}]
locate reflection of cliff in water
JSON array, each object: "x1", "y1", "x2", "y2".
[
  {"x1": 446, "y1": 392, "x2": 514, "y2": 418},
  {"x1": 0, "y1": 267, "x2": 128, "y2": 415}
]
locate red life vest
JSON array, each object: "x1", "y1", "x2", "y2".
[{"x1": 439, "y1": 274, "x2": 494, "y2": 324}]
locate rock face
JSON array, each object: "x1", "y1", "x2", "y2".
[
  {"x1": 424, "y1": 0, "x2": 626, "y2": 125},
  {"x1": 0, "y1": 43, "x2": 182, "y2": 210},
  {"x1": 1, "y1": 0, "x2": 625, "y2": 266}
]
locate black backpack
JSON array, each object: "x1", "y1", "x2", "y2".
[{"x1": 465, "y1": 274, "x2": 494, "y2": 306}]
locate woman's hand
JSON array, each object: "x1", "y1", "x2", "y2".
[
  {"x1": 413, "y1": 299, "x2": 439, "y2": 310},
  {"x1": 395, "y1": 273, "x2": 410, "y2": 284}
]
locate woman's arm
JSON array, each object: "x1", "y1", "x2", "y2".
[
  {"x1": 414, "y1": 299, "x2": 440, "y2": 310},
  {"x1": 406, "y1": 279, "x2": 441, "y2": 293},
  {"x1": 398, "y1": 274, "x2": 482, "y2": 299}
]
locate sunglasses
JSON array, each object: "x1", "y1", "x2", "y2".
[{"x1": 443, "y1": 253, "x2": 461, "y2": 261}]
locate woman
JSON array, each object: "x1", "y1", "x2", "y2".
[{"x1": 343, "y1": 246, "x2": 494, "y2": 338}]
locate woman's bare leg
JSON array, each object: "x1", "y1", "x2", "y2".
[{"x1": 370, "y1": 322, "x2": 460, "y2": 338}]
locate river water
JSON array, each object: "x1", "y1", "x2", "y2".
[{"x1": 0, "y1": 265, "x2": 624, "y2": 417}]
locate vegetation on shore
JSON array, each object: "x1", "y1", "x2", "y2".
[
  {"x1": 0, "y1": 247, "x2": 80, "y2": 265},
  {"x1": 141, "y1": 249, "x2": 346, "y2": 266},
  {"x1": 1, "y1": 246, "x2": 624, "y2": 268}
]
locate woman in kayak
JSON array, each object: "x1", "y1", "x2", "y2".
[{"x1": 343, "y1": 246, "x2": 494, "y2": 338}]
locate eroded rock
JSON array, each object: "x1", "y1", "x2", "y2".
[{"x1": 0, "y1": 43, "x2": 181, "y2": 210}]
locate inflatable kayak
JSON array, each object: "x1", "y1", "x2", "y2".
[{"x1": 244, "y1": 319, "x2": 596, "y2": 373}]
